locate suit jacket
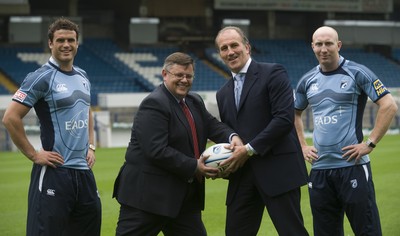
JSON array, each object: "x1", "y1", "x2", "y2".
[
  {"x1": 113, "y1": 84, "x2": 235, "y2": 218},
  {"x1": 216, "y1": 60, "x2": 308, "y2": 204}
]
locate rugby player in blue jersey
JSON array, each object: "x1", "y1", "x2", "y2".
[
  {"x1": 294, "y1": 26, "x2": 398, "y2": 236},
  {"x1": 2, "y1": 17, "x2": 101, "y2": 236}
]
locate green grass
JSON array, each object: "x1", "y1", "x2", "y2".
[{"x1": 1, "y1": 135, "x2": 399, "y2": 235}]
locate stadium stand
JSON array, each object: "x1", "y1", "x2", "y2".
[
  {"x1": 0, "y1": 85, "x2": 8, "y2": 94},
  {"x1": 393, "y1": 48, "x2": 400, "y2": 62},
  {"x1": 206, "y1": 39, "x2": 400, "y2": 88},
  {"x1": 121, "y1": 46, "x2": 229, "y2": 91},
  {"x1": 0, "y1": 38, "x2": 230, "y2": 103},
  {"x1": 0, "y1": 45, "x2": 44, "y2": 87},
  {"x1": 1, "y1": 38, "x2": 400, "y2": 104},
  {"x1": 2, "y1": 39, "x2": 398, "y2": 150},
  {"x1": 250, "y1": 39, "x2": 315, "y2": 87},
  {"x1": 340, "y1": 48, "x2": 400, "y2": 88},
  {"x1": 0, "y1": 36, "x2": 399, "y2": 150}
]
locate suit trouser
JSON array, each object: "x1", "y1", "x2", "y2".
[
  {"x1": 226, "y1": 164, "x2": 309, "y2": 236},
  {"x1": 116, "y1": 181, "x2": 206, "y2": 236}
]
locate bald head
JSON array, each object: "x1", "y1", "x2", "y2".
[{"x1": 312, "y1": 26, "x2": 339, "y2": 43}]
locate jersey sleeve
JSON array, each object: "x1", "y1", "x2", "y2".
[
  {"x1": 12, "y1": 67, "x2": 51, "y2": 107},
  {"x1": 355, "y1": 64, "x2": 390, "y2": 102},
  {"x1": 294, "y1": 77, "x2": 309, "y2": 110}
]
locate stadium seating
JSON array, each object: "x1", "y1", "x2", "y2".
[
  {"x1": 0, "y1": 45, "x2": 44, "y2": 86},
  {"x1": 0, "y1": 85, "x2": 9, "y2": 94},
  {"x1": 251, "y1": 39, "x2": 316, "y2": 87},
  {"x1": 127, "y1": 46, "x2": 229, "y2": 91},
  {"x1": 340, "y1": 48, "x2": 400, "y2": 88},
  {"x1": 1, "y1": 38, "x2": 400, "y2": 105},
  {"x1": 392, "y1": 48, "x2": 400, "y2": 62},
  {"x1": 205, "y1": 39, "x2": 318, "y2": 87},
  {"x1": 207, "y1": 39, "x2": 400, "y2": 88}
]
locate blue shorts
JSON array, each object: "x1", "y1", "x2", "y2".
[
  {"x1": 27, "y1": 164, "x2": 102, "y2": 236},
  {"x1": 309, "y1": 163, "x2": 381, "y2": 236}
]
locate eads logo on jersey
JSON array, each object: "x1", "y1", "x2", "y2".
[
  {"x1": 65, "y1": 110, "x2": 88, "y2": 138},
  {"x1": 373, "y1": 79, "x2": 387, "y2": 96}
]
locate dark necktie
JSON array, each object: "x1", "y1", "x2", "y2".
[{"x1": 180, "y1": 100, "x2": 200, "y2": 159}]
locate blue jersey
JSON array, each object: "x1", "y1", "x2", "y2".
[
  {"x1": 294, "y1": 56, "x2": 389, "y2": 170},
  {"x1": 12, "y1": 57, "x2": 92, "y2": 170}
]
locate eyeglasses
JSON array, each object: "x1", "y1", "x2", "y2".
[{"x1": 165, "y1": 69, "x2": 194, "y2": 80}]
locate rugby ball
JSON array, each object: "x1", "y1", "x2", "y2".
[{"x1": 202, "y1": 143, "x2": 232, "y2": 170}]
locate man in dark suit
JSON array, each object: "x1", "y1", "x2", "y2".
[
  {"x1": 214, "y1": 26, "x2": 309, "y2": 236},
  {"x1": 113, "y1": 52, "x2": 242, "y2": 236}
]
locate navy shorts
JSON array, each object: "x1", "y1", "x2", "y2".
[
  {"x1": 308, "y1": 163, "x2": 381, "y2": 236},
  {"x1": 27, "y1": 164, "x2": 102, "y2": 236}
]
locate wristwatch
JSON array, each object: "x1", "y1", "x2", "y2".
[
  {"x1": 365, "y1": 139, "x2": 376, "y2": 148},
  {"x1": 89, "y1": 144, "x2": 96, "y2": 152}
]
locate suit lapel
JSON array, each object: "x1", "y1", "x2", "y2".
[
  {"x1": 227, "y1": 78, "x2": 236, "y2": 111},
  {"x1": 161, "y1": 84, "x2": 193, "y2": 142},
  {"x1": 237, "y1": 62, "x2": 258, "y2": 111}
]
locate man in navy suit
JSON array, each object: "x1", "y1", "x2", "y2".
[
  {"x1": 215, "y1": 26, "x2": 309, "y2": 236},
  {"x1": 113, "y1": 52, "x2": 242, "y2": 236}
]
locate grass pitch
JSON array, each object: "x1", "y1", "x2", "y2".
[{"x1": 0, "y1": 135, "x2": 399, "y2": 235}]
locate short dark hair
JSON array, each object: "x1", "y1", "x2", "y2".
[
  {"x1": 48, "y1": 17, "x2": 79, "y2": 42},
  {"x1": 163, "y1": 52, "x2": 195, "y2": 71}
]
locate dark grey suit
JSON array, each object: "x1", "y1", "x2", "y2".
[{"x1": 216, "y1": 60, "x2": 309, "y2": 236}]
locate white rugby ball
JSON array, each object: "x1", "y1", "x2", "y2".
[{"x1": 202, "y1": 143, "x2": 232, "y2": 170}]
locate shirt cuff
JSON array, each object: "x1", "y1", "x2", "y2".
[
  {"x1": 245, "y1": 143, "x2": 257, "y2": 156},
  {"x1": 229, "y1": 133, "x2": 239, "y2": 142}
]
